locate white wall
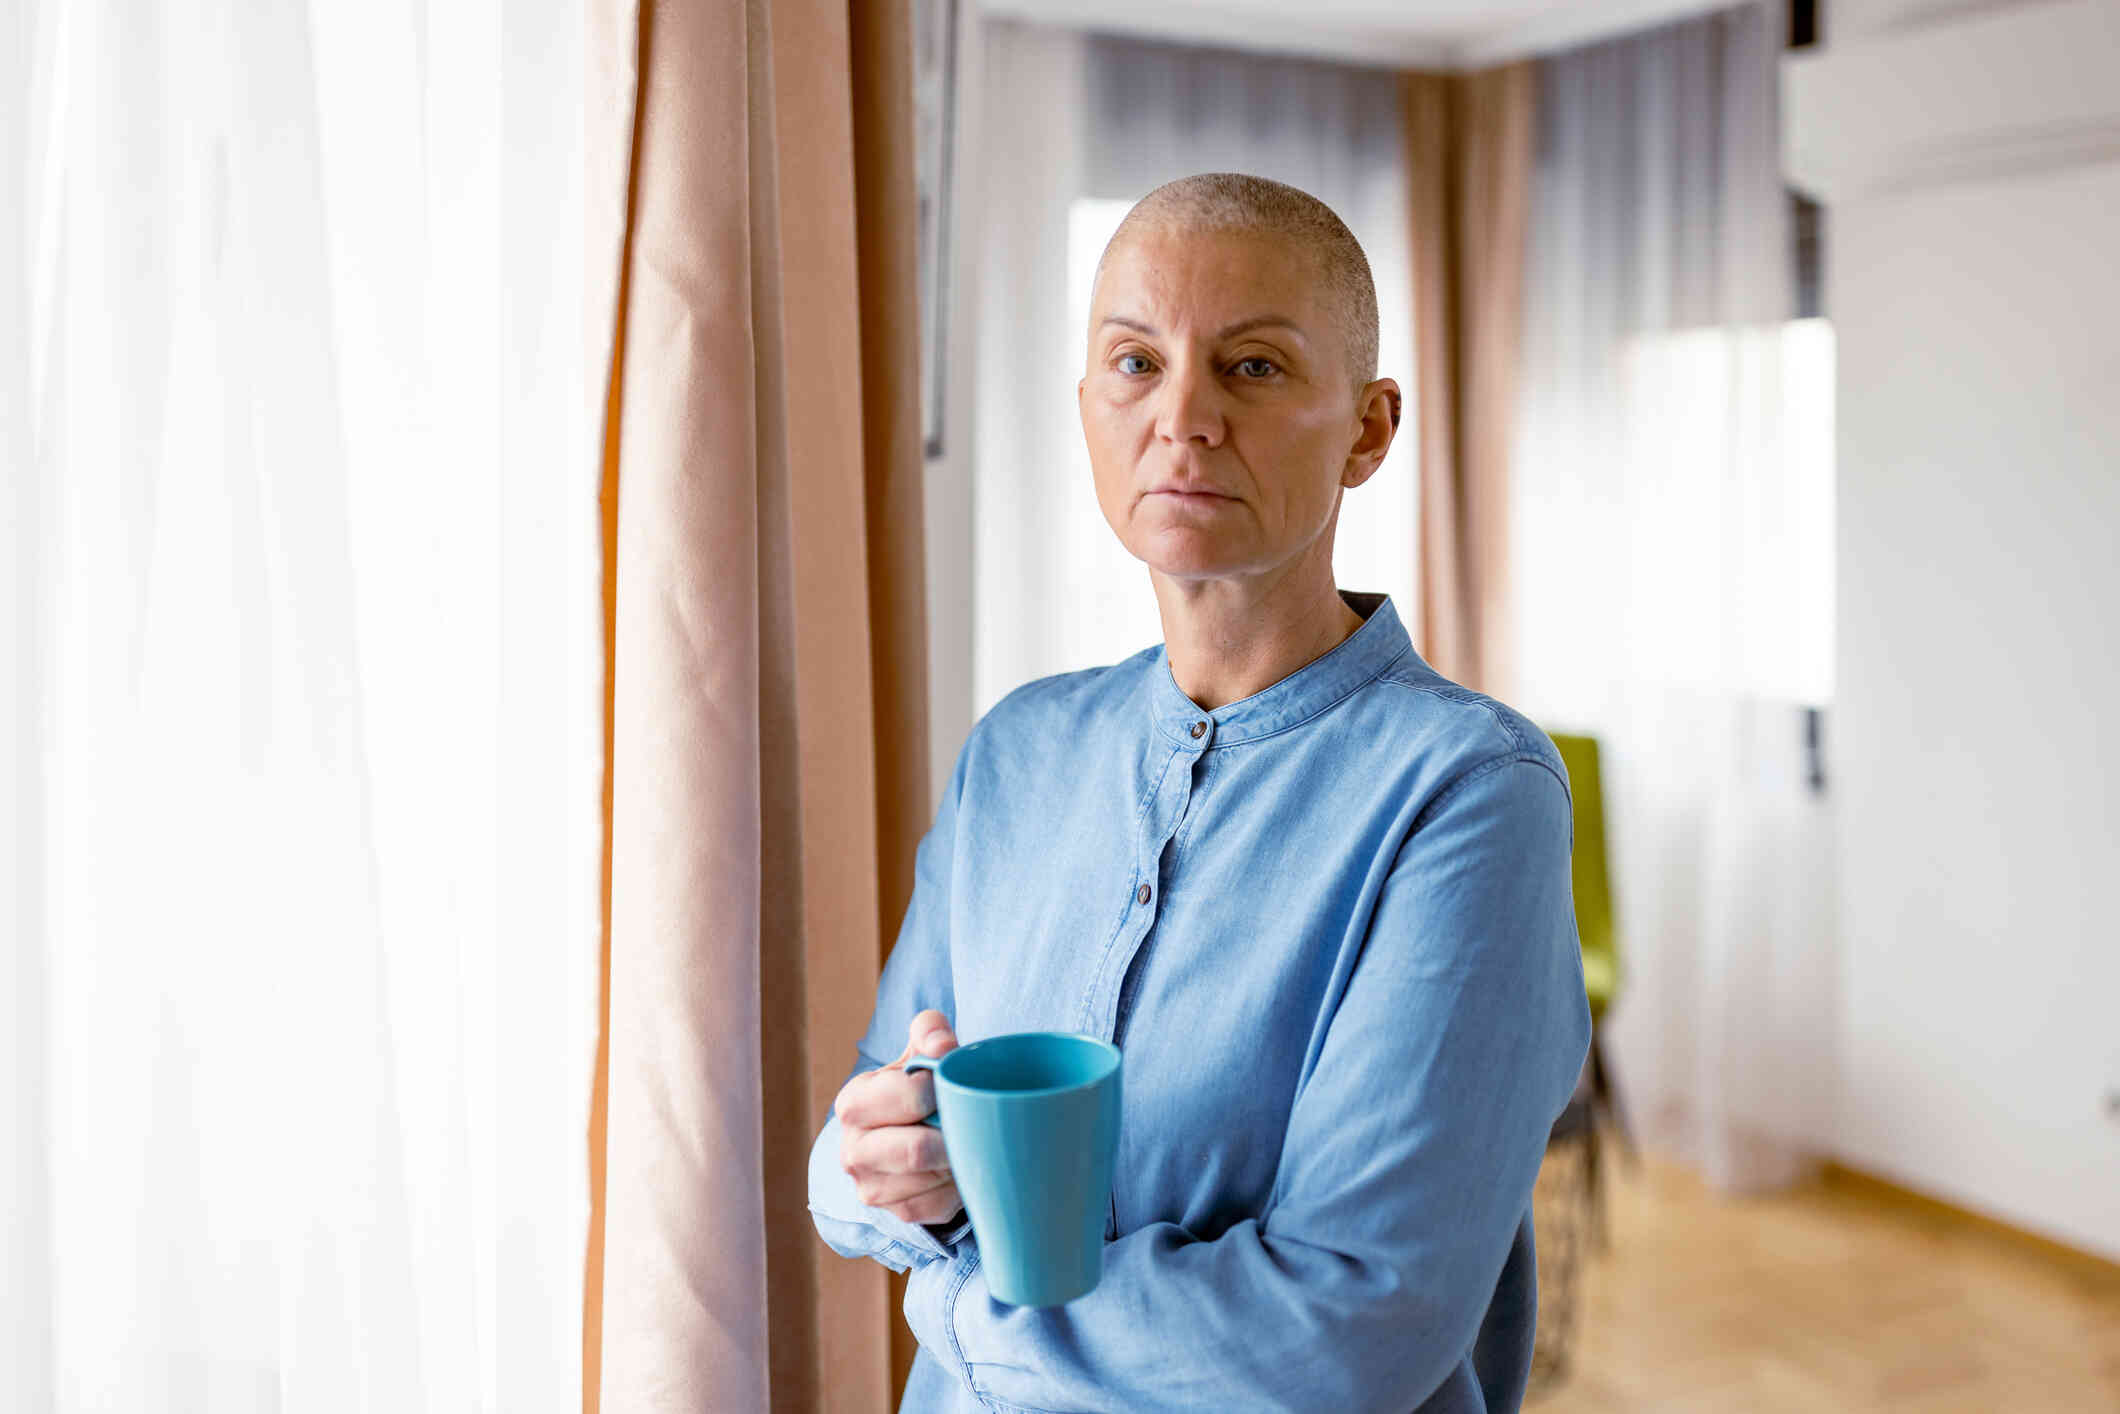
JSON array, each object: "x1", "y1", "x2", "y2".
[
  {"x1": 1790, "y1": 0, "x2": 2120, "y2": 1262},
  {"x1": 1828, "y1": 0, "x2": 2046, "y2": 41}
]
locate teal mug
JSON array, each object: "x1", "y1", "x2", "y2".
[{"x1": 904, "y1": 1031, "x2": 1122, "y2": 1307}]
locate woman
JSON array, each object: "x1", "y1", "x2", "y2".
[{"x1": 808, "y1": 173, "x2": 1590, "y2": 1413}]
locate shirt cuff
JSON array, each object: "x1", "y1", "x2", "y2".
[
  {"x1": 905, "y1": 1233, "x2": 983, "y2": 1398},
  {"x1": 807, "y1": 1111, "x2": 970, "y2": 1264},
  {"x1": 923, "y1": 1214, "x2": 974, "y2": 1247},
  {"x1": 859, "y1": 1204, "x2": 963, "y2": 1262}
]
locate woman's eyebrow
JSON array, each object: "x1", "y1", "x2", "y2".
[
  {"x1": 1097, "y1": 314, "x2": 1309, "y2": 343},
  {"x1": 1213, "y1": 315, "x2": 1307, "y2": 343}
]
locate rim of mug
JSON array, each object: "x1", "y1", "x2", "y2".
[{"x1": 927, "y1": 1031, "x2": 1120, "y2": 1100}]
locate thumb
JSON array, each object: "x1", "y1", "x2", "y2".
[
  {"x1": 885, "y1": 1010, "x2": 956, "y2": 1070},
  {"x1": 907, "y1": 1008, "x2": 957, "y2": 1060}
]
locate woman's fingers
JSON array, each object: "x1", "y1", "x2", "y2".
[
  {"x1": 854, "y1": 1166, "x2": 957, "y2": 1211},
  {"x1": 881, "y1": 1185, "x2": 964, "y2": 1226},
  {"x1": 834, "y1": 1066, "x2": 937, "y2": 1131},
  {"x1": 829, "y1": 1014, "x2": 965, "y2": 1224},
  {"x1": 840, "y1": 1116, "x2": 950, "y2": 1178},
  {"x1": 833, "y1": 1011, "x2": 958, "y2": 1130}
]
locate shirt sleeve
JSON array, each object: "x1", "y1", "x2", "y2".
[
  {"x1": 806, "y1": 742, "x2": 975, "y2": 1273},
  {"x1": 909, "y1": 753, "x2": 1592, "y2": 1412}
]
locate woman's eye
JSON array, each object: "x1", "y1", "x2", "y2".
[
  {"x1": 1116, "y1": 353, "x2": 1153, "y2": 375},
  {"x1": 1235, "y1": 357, "x2": 1278, "y2": 378}
]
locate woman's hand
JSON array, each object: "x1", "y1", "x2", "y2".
[{"x1": 834, "y1": 1009, "x2": 963, "y2": 1227}]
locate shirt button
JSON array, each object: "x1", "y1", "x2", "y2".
[
  {"x1": 1190, "y1": 721, "x2": 1207, "y2": 739},
  {"x1": 1136, "y1": 883, "x2": 1152, "y2": 906}
]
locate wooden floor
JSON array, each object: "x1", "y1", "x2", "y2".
[{"x1": 1527, "y1": 1153, "x2": 2120, "y2": 1413}]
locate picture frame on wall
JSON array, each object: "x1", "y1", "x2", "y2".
[{"x1": 914, "y1": 0, "x2": 959, "y2": 461}]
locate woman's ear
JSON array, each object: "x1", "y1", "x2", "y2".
[{"x1": 1342, "y1": 378, "x2": 1400, "y2": 487}]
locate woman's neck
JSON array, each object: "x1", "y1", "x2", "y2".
[{"x1": 1152, "y1": 564, "x2": 1364, "y2": 712}]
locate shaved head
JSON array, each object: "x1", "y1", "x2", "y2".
[{"x1": 1093, "y1": 172, "x2": 1380, "y2": 394}]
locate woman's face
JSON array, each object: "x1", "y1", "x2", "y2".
[{"x1": 1078, "y1": 226, "x2": 1394, "y2": 585}]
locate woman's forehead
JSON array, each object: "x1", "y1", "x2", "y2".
[{"x1": 1094, "y1": 227, "x2": 1329, "y2": 336}]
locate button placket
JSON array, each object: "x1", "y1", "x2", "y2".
[
  {"x1": 1093, "y1": 740, "x2": 1199, "y2": 1038},
  {"x1": 1099, "y1": 733, "x2": 1207, "y2": 1241}
]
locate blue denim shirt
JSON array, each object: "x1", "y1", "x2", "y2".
[{"x1": 808, "y1": 592, "x2": 1591, "y2": 1413}]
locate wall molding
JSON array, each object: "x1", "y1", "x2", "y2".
[{"x1": 1821, "y1": 1163, "x2": 2120, "y2": 1282}]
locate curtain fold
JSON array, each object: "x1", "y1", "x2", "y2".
[
  {"x1": 583, "y1": 8, "x2": 641, "y2": 1408},
  {"x1": 588, "y1": 0, "x2": 927, "y2": 1409},
  {"x1": 1401, "y1": 63, "x2": 1535, "y2": 699},
  {"x1": 1511, "y1": 2, "x2": 1835, "y2": 1194}
]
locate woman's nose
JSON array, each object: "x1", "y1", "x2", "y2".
[{"x1": 1154, "y1": 361, "x2": 1224, "y2": 448}]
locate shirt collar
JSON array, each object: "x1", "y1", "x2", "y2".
[{"x1": 1147, "y1": 590, "x2": 1413, "y2": 749}]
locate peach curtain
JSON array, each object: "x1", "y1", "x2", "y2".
[
  {"x1": 584, "y1": 1, "x2": 931, "y2": 1410},
  {"x1": 1401, "y1": 64, "x2": 1535, "y2": 699}
]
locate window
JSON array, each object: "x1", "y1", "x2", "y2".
[{"x1": 1615, "y1": 317, "x2": 1836, "y2": 706}]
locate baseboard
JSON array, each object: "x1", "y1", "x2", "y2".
[{"x1": 1818, "y1": 1161, "x2": 2120, "y2": 1287}]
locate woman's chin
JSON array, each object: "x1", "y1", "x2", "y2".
[
  {"x1": 1111, "y1": 506, "x2": 1278, "y2": 579},
  {"x1": 1129, "y1": 539, "x2": 1256, "y2": 582}
]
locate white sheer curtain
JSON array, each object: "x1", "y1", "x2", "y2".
[
  {"x1": 1512, "y1": 2, "x2": 1838, "y2": 1191},
  {"x1": 6, "y1": 3, "x2": 599, "y2": 1411},
  {"x1": 970, "y1": 20, "x2": 1419, "y2": 714}
]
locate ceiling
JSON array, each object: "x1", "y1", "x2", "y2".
[{"x1": 979, "y1": 0, "x2": 1736, "y2": 69}]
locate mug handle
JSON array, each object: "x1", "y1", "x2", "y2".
[{"x1": 901, "y1": 1055, "x2": 943, "y2": 1129}]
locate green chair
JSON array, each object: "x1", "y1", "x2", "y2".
[
  {"x1": 1531, "y1": 732, "x2": 1635, "y2": 1391},
  {"x1": 1550, "y1": 733, "x2": 1619, "y2": 1029},
  {"x1": 1547, "y1": 733, "x2": 1634, "y2": 1223}
]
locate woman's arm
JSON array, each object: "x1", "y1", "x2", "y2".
[
  {"x1": 909, "y1": 755, "x2": 1591, "y2": 1412},
  {"x1": 806, "y1": 747, "x2": 971, "y2": 1272}
]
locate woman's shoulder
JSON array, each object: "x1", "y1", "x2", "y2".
[
  {"x1": 943, "y1": 648, "x2": 1163, "y2": 793},
  {"x1": 979, "y1": 646, "x2": 1162, "y2": 734},
  {"x1": 1359, "y1": 654, "x2": 1569, "y2": 795}
]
